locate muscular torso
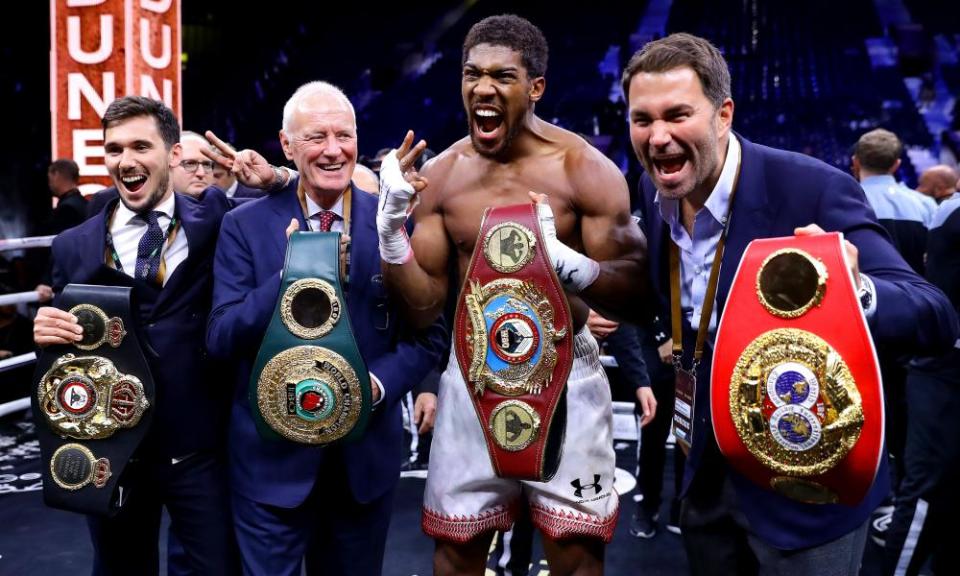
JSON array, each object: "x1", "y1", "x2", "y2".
[{"x1": 422, "y1": 129, "x2": 593, "y2": 329}]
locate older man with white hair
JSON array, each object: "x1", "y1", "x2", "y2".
[{"x1": 205, "y1": 81, "x2": 447, "y2": 576}]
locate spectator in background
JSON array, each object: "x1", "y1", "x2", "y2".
[
  {"x1": 172, "y1": 131, "x2": 217, "y2": 197},
  {"x1": 884, "y1": 181, "x2": 960, "y2": 576},
  {"x1": 853, "y1": 128, "x2": 931, "y2": 274},
  {"x1": 853, "y1": 130, "x2": 935, "y2": 550},
  {"x1": 42, "y1": 159, "x2": 86, "y2": 235},
  {"x1": 916, "y1": 165, "x2": 958, "y2": 205},
  {"x1": 32, "y1": 159, "x2": 88, "y2": 303},
  {"x1": 352, "y1": 163, "x2": 380, "y2": 194}
]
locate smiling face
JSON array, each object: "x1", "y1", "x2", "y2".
[
  {"x1": 280, "y1": 92, "x2": 357, "y2": 203},
  {"x1": 462, "y1": 44, "x2": 544, "y2": 158},
  {"x1": 103, "y1": 115, "x2": 180, "y2": 214},
  {"x1": 627, "y1": 66, "x2": 733, "y2": 205}
]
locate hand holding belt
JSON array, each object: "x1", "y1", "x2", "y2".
[
  {"x1": 31, "y1": 284, "x2": 154, "y2": 516},
  {"x1": 711, "y1": 233, "x2": 883, "y2": 505},
  {"x1": 250, "y1": 231, "x2": 371, "y2": 445},
  {"x1": 454, "y1": 203, "x2": 573, "y2": 481}
]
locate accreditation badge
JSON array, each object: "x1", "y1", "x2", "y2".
[{"x1": 711, "y1": 233, "x2": 883, "y2": 505}]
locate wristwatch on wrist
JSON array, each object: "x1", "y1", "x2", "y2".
[
  {"x1": 857, "y1": 273, "x2": 873, "y2": 312},
  {"x1": 269, "y1": 165, "x2": 287, "y2": 190}
]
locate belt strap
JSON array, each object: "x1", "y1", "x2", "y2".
[
  {"x1": 32, "y1": 284, "x2": 155, "y2": 516},
  {"x1": 454, "y1": 203, "x2": 573, "y2": 481},
  {"x1": 250, "y1": 231, "x2": 371, "y2": 445}
]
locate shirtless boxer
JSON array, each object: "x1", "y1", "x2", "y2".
[{"x1": 376, "y1": 15, "x2": 648, "y2": 576}]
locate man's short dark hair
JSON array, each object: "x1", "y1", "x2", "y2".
[
  {"x1": 462, "y1": 14, "x2": 549, "y2": 78},
  {"x1": 101, "y1": 96, "x2": 180, "y2": 149},
  {"x1": 854, "y1": 128, "x2": 902, "y2": 173},
  {"x1": 621, "y1": 33, "x2": 731, "y2": 109},
  {"x1": 49, "y1": 158, "x2": 79, "y2": 183}
]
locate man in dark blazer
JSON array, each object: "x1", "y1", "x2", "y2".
[
  {"x1": 206, "y1": 81, "x2": 446, "y2": 576},
  {"x1": 33, "y1": 96, "x2": 238, "y2": 576},
  {"x1": 623, "y1": 34, "x2": 959, "y2": 574},
  {"x1": 43, "y1": 159, "x2": 87, "y2": 234}
]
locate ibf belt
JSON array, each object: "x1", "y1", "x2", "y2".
[
  {"x1": 454, "y1": 203, "x2": 573, "y2": 481},
  {"x1": 31, "y1": 284, "x2": 154, "y2": 516},
  {"x1": 250, "y1": 232, "x2": 371, "y2": 445},
  {"x1": 711, "y1": 233, "x2": 883, "y2": 505}
]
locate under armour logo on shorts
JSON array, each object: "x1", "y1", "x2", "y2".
[{"x1": 571, "y1": 474, "x2": 602, "y2": 498}]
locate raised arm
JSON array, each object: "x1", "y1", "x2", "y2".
[{"x1": 378, "y1": 132, "x2": 452, "y2": 328}]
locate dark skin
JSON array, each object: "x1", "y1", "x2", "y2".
[
  {"x1": 384, "y1": 43, "x2": 647, "y2": 576},
  {"x1": 388, "y1": 44, "x2": 647, "y2": 336}
]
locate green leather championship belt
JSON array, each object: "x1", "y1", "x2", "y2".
[
  {"x1": 31, "y1": 284, "x2": 154, "y2": 516},
  {"x1": 249, "y1": 231, "x2": 371, "y2": 445}
]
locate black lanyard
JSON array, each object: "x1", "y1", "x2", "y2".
[{"x1": 669, "y1": 156, "x2": 742, "y2": 372}]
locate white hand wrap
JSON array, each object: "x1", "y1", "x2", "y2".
[
  {"x1": 535, "y1": 200, "x2": 600, "y2": 293},
  {"x1": 376, "y1": 151, "x2": 415, "y2": 264}
]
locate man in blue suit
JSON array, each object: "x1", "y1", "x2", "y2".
[
  {"x1": 206, "y1": 81, "x2": 447, "y2": 576},
  {"x1": 622, "y1": 34, "x2": 959, "y2": 574},
  {"x1": 33, "y1": 96, "x2": 238, "y2": 575}
]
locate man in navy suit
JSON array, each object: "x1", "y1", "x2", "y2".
[
  {"x1": 623, "y1": 34, "x2": 959, "y2": 574},
  {"x1": 206, "y1": 81, "x2": 446, "y2": 576},
  {"x1": 33, "y1": 96, "x2": 238, "y2": 575}
]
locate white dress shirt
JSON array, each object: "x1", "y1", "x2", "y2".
[
  {"x1": 109, "y1": 192, "x2": 188, "y2": 285},
  {"x1": 303, "y1": 192, "x2": 346, "y2": 232}
]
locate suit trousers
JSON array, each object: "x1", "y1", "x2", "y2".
[
  {"x1": 87, "y1": 449, "x2": 238, "y2": 576},
  {"x1": 231, "y1": 451, "x2": 395, "y2": 576},
  {"x1": 680, "y1": 453, "x2": 868, "y2": 576}
]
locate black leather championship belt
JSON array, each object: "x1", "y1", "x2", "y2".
[
  {"x1": 711, "y1": 233, "x2": 883, "y2": 505},
  {"x1": 249, "y1": 232, "x2": 371, "y2": 445},
  {"x1": 454, "y1": 203, "x2": 573, "y2": 481},
  {"x1": 31, "y1": 284, "x2": 154, "y2": 516}
]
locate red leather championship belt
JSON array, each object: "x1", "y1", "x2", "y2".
[
  {"x1": 454, "y1": 203, "x2": 573, "y2": 481},
  {"x1": 712, "y1": 232, "x2": 883, "y2": 505}
]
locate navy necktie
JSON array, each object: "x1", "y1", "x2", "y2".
[{"x1": 135, "y1": 211, "x2": 164, "y2": 285}]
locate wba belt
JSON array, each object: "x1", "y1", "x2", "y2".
[
  {"x1": 454, "y1": 203, "x2": 573, "y2": 481},
  {"x1": 250, "y1": 232, "x2": 371, "y2": 445},
  {"x1": 31, "y1": 284, "x2": 153, "y2": 516},
  {"x1": 711, "y1": 233, "x2": 883, "y2": 505}
]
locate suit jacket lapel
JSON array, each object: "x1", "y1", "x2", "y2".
[
  {"x1": 153, "y1": 194, "x2": 206, "y2": 311},
  {"x1": 717, "y1": 136, "x2": 776, "y2": 314},
  {"x1": 269, "y1": 178, "x2": 308, "y2": 264}
]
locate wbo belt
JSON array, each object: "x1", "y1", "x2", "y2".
[
  {"x1": 454, "y1": 203, "x2": 573, "y2": 481},
  {"x1": 711, "y1": 233, "x2": 883, "y2": 506},
  {"x1": 250, "y1": 231, "x2": 371, "y2": 445},
  {"x1": 31, "y1": 284, "x2": 154, "y2": 516}
]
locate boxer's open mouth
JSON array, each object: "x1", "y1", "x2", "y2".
[{"x1": 473, "y1": 106, "x2": 504, "y2": 140}]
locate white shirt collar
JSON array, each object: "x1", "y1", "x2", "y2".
[
  {"x1": 656, "y1": 134, "x2": 741, "y2": 228},
  {"x1": 304, "y1": 191, "x2": 345, "y2": 220},
  {"x1": 114, "y1": 190, "x2": 176, "y2": 226}
]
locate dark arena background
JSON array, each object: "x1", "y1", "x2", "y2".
[{"x1": 2, "y1": 1, "x2": 959, "y2": 574}]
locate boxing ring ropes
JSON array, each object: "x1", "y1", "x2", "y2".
[
  {"x1": 0, "y1": 235, "x2": 52, "y2": 418},
  {"x1": 0, "y1": 234, "x2": 640, "y2": 439}
]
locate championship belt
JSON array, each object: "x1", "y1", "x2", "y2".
[
  {"x1": 454, "y1": 203, "x2": 573, "y2": 481},
  {"x1": 711, "y1": 233, "x2": 883, "y2": 505},
  {"x1": 249, "y1": 232, "x2": 371, "y2": 445},
  {"x1": 31, "y1": 284, "x2": 154, "y2": 516}
]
